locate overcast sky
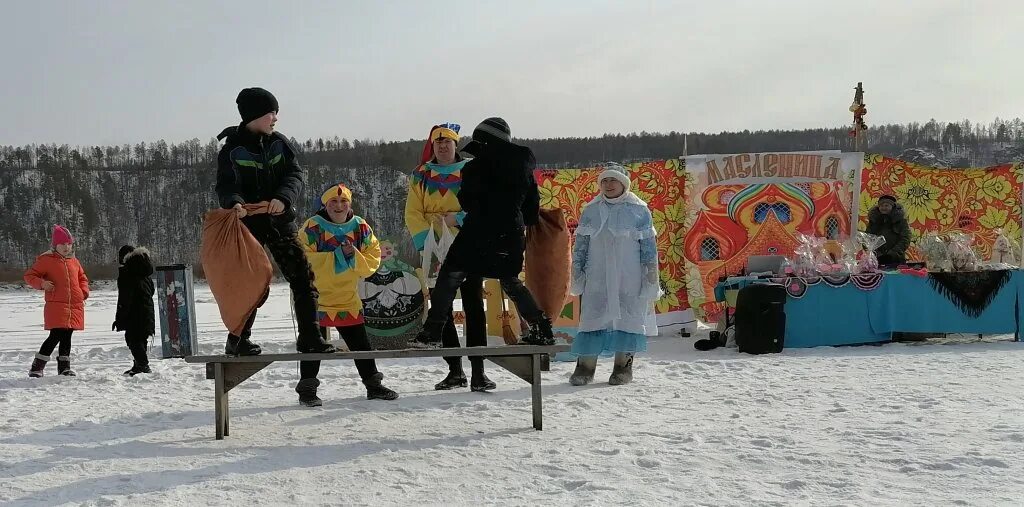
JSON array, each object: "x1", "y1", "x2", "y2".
[{"x1": 2, "y1": 0, "x2": 1020, "y2": 146}]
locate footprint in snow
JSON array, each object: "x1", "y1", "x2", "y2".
[{"x1": 635, "y1": 457, "x2": 661, "y2": 469}]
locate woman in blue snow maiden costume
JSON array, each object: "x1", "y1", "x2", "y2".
[{"x1": 569, "y1": 164, "x2": 661, "y2": 386}]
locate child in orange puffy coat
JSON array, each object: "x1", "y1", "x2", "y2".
[{"x1": 24, "y1": 225, "x2": 90, "y2": 377}]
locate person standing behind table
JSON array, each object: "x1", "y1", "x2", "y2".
[
  {"x1": 25, "y1": 225, "x2": 89, "y2": 378},
  {"x1": 293, "y1": 183, "x2": 400, "y2": 406},
  {"x1": 113, "y1": 245, "x2": 156, "y2": 376},
  {"x1": 404, "y1": 123, "x2": 488, "y2": 391},
  {"x1": 214, "y1": 86, "x2": 335, "y2": 356},
  {"x1": 865, "y1": 194, "x2": 912, "y2": 266}
]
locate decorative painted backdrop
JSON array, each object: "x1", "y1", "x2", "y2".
[
  {"x1": 858, "y1": 155, "x2": 1024, "y2": 261},
  {"x1": 681, "y1": 152, "x2": 863, "y2": 321},
  {"x1": 533, "y1": 159, "x2": 695, "y2": 329}
]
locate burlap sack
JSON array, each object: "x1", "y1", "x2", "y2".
[
  {"x1": 200, "y1": 203, "x2": 273, "y2": 336},
  {"x1": 525, "y1": 208, "x2": 571, "y2": 319}
]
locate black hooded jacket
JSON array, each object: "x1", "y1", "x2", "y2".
[
  {"x1": 215, "y1": 124, "x2": 305, "y2": 225},
  {"x1": 866, "y1": 203, "x2": 912, "y2": 262},
  {"x1": 115, "y1": 247, "x2": 156, "y2": 336},
  {"x1": 445, "y1": 140, "x2": 540, "y2": 278}
]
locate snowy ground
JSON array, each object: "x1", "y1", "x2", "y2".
[{"x1": 2, "y1": 283, "x2": 1024, "y2": 506}]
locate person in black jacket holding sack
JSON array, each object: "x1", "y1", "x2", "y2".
[
  {"x1": 113, "y1": 245, "x2": 156, "y2": 376},
  {"x1": 413, "y1": 117, "x2": 555, "y2": 391},
  {"x1": 214, "y1": 87, "x2": 334, "y2": 356}
]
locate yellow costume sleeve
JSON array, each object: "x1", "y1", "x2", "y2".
[
  {"x1": 299, "y1": 217, "x2": 340, "y2": 290},
  {"x1": 404, "y1": 167, "x2": 431, "y2": 252},
  {"x1": 352, "y1": 223, "x2": 382, "y2": 278}
]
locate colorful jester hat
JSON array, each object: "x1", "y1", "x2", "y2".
[
  {"x1": 419, "y1": 123, "x2": 461, "y2": 165},
  {"x1": 320, "y1": 183, "x2": 353, "y2": 207}
]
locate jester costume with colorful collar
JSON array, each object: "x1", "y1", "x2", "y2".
[
  {"x1": 404, "y1": 159, "x2": 469, "y2": 252},
  {"x1": 301, "y1": 211, "x2": 382, "y2": 327}
]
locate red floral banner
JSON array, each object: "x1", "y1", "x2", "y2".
[
  {"x1": 534, "y1": 160, "x2": 693, "y2": 325},
  {"x1": 859, "y1": 155, "x2": 1024, "y2": 261},
  {"x1": 528, "y1": 153, "x2": 1022, "y2": 327}
]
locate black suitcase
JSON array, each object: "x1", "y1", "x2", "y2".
[{"x1": 733, "y1": 283, "x2": 786, "y2": 354}]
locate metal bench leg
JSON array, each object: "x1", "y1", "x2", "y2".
[
  {"x1": 214, "y1": 363, "x2": 226, "y2": 440},
  {"x1": 531, "y1": 354, "x2": 542, "y2": 430}
]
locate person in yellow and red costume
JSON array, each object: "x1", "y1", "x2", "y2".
[
  {"x1": 404, "y1": 123, "x2": 489, "y2": 391},
  {"x1": 294, "y1": 183, "x2": 398, "y2": 406}
]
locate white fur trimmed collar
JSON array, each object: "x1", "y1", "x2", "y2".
[{"x1": 123, "y1": 246, "x2": 150, "y2": 263}]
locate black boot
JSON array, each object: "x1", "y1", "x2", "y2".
[
  {"x1": 411, "y1": 321, "x2": 444, "y2": 348},
  {"x1": 295, "y1": 378, "x2": 323, "y2": 407},
  {"x1": 470, "y1": 364, "x2": 496, "y2": 392},
  {"x1": 363, "y1": 372, "x2": 398, "y2": 400},
  {"x1": 123, "y1": 364, "x2": 152, "y2": 376},
  {"x1": 29, "y1": 354, "x2": 47, "y2": 378},
  {"x1": 57, "y1": 356, "x2": 76, "y2": 376},
  {"x1": 296, "y1": 330, "x2": 336, "y2": 354},
  {"x1": 434, "y1": 370, "x2": 468, "y2": 390},
  {"x1": 225, "y1": 334, "x2": 262, "y2": 356},
  {"x1": 520, "y1": 316, "x2": 555, "y2": 346},
  {"x1": 292, "y1": 285, "x2": 336, "y2": 353}
]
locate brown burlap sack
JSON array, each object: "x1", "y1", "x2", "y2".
[
  {"x1": 525, "y1": 208, "x2": 571, "y2": 319},
  {"x1": 200, "y1": 203, "x2": 273, "y2": 336}
]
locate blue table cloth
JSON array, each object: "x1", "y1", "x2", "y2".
[
  {"x1": 784, "y1": 281, "x2": 889, "y2": 347},
  {"x1": 868, "y1": 271, "x2": 1019, "y2": 335},
  {"x1": 717, "y1": 271, "x2": 1024, "y2": 348}
]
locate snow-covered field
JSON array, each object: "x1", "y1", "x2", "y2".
[{"x1": 2, "y1": 283, "x2": 1024, "y2": 506}]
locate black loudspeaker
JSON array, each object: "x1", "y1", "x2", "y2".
[{"x1": 733, "y1": 283, "x2": 786, "y2": 354}]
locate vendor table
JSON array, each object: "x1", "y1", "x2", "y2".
[{"x1": 715, "y1": 270, "x2": 1022, "y2": 348}]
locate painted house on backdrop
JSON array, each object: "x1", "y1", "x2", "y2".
[{"x1": 682, "y1": 151, "x2": 863, "y2": 321}]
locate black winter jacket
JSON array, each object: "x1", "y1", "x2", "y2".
[
  {"x1": 215, "y1": 124, "x2": 305, "y2": 225},
  {"x1": 866, "y1": 204, "x2": 912, "y2": 262},
  {"x1": 115, "y1": 247, "x2": 156, "y2": 336},
  {"x1": 445, "y1": 141, "x2": 540, "y2": 278}
]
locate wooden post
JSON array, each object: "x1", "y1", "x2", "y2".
[
  {"x1": 214, "y1": 363, "x2": 226, "y2": 440},
  {"x1": 223, "y1": 375, "x2": 230, "y2": 437},
  {"x1": 485, "y1": 279, "x2": 521, "y2": 338},
  {"x1": 531, "y1": 354, "x2": 543, "y2": 430}
]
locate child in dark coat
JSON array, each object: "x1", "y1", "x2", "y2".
[{"x1": 113, "y1": 245, "x2": 156, "y2": 376}]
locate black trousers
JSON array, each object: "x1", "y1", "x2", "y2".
[
  {"x1": 427, "y1": 269, "x2": 543, "y2": 327},
  {"x1": 38, "y1": 328, "x2": 73, "y2": 358},
  {"x1": 125, "y1": 329, "x2": 150, "y2": 368},
  {"x1": 230, "y1": 216, "x2": 320, "y2": 341},
  {"x1": 427, "y1": 266, "x2": 544, "y2": 353},
  {"x1": 300, "y1": 324, "x2": 379, "y2": 380},
  {"x1": 439, "y1": 276, "x2": 487, "y2": 373}
]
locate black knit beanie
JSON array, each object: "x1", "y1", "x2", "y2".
[
  {"x1": 462, "y1": 117, "x2": 512, "y2": 156},
  {"x1": 118, "y1": 245, "x2": 134, "y2": 265},
  {"x1": 473, "y1": 117, "x2": 511, "y2": 143},
  {"x1": 236, "y1": 87, "x2": 279, "y2": 125}
]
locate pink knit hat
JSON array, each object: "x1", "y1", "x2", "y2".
[{"x1": 51, "y1": 225, "x2": 74, "y2": 247}]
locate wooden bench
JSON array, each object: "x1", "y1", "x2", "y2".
[{"x1": 185, "y1": 345, "x2": 570, "y2": 440}]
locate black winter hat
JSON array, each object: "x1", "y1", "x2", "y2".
[
  {"x1": 878, "y1": 194, "x2": 898, "y2": 204},
  {"x1": 236, "y1": 87, "x2": 279, "y2": 125},
  {"x1": 118, "y1": 245, "x2": 134, "y2": 265},
  {"x1": 462, "y1": 117, "x2": 512, "y2": 156}
]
